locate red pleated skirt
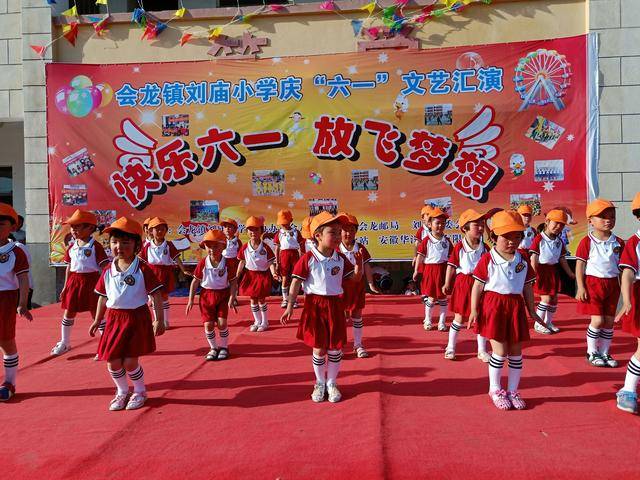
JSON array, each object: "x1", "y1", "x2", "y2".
[
  {"x1": 342, "y1": 278, "x2": 366, "y2": 313},
  {"x1": 240, "y1": 269, "x2": 272, "y2": 298},
  {"x1": 622, "y1": 282, "x2": 640, "y2": 337},
  {"x1": 297, "y1": 294, "x2": 347, "y2": 350},
  {"x1": 97, "y1": 305, "x2": 156, "y2": 361},
  {"x1": 149, "y1": 264, "x2": 175, "y2": 293},
  {"x1": 477, "y1": 291, "x2": 530, "y2": 344},
  {"x1": 60, "y1": 271, "x2": 101, "y2": 313},
  {"x1": 0, "y1": 290, "x2": 18, "y2": 341},
  {"x1": 420, "y1": 263, "x2": 447, "y2": 299},
  {"x1": 199, "y1": 287, "x2": 230, "y2": 322},
  {"x1": 533, "y1": 263, "x2": 560, "y2": 296},
  {"x1": 450, "y1": 273, "x2": 475, "y2": 317},
  {"x1": 278, "y1": 249, "x2": 300, "y2": 278},
  {"x1": 577, "y1": 276, "x2": 620, "y2": 317}
]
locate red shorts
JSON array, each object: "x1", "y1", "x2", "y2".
[
  {"x1": 97, "y1": 305, "x2": 156, "y2": 361},
  {"x1": 60, "y1": 271, "x2": 101, "y2": 313},
  {"x1": 622, "y1": 282, "x2": 640, "y2": 337},
  {"x1": 342, "y1": 278, "x2": 366, "y2": 314},
  {"x1": 0, "y1": 290, "x2": 18, "y2": 341},
  {"x1": 149, "y1": 264, "x2": 175, "y2": 293},
  {"x1": 534, "y1": 263, "x2": 560, "y2": 296},
  {"x1": 199, "y1": 287, "x2": 230, "y2": 322},
  {"x1": 420, "y1": 263, "x2": 447, "y2": 299},
  {"x1": 477, "y1": 291, "x2": 530, "y2": 344},
  {"x1": 240, "y1": 269, "x2": 272, "y2": 298},
  {"x1": 450, "y1": 273, "x2": 474, "y2": 317},
  {"x1": 297, "y1": 294, "x2": 347, "y2": 350},
  {"x1": 577, "y1": 276, "x2": 620, "y2": 317},
  {"x1": 278, "y1": 249, "x2": 300, "y2": 278}
]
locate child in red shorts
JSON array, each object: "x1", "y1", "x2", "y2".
[
  {"x1": 412, "y1": 205, "x2": 432, "y2": 273},
  {"x1": 281, "y1": 212, "x2": 357, "y2": 403},
  {"x1": 517, "y1": 204, "x2": 536, "y2": 252},
  {"x1": 186, "y1": 230, "x2": 238, "y2": 361},
  {"x1": 89, "y1": 217, "x2": 164, "y2": 411},
  {"x1": 575, "y1": 199, "x2": 624, "y2": 368},
  {"x1": 469, "y1": 210, "x2": 542, "y2": 411},
  {"x1": 274, "y1": 209, "x2": 304, "y2": 308}
]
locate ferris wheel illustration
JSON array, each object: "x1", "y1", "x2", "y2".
[{"x1": 514, "y1": 49, "x2": 572, "y2": 112}]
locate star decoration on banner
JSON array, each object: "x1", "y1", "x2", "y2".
[
  {"x1": 227, "y1": 174, "x2": 237, "y2": 184},
  {"x1": 272, "y1": 57, "x2": 283, "y2": 64},
  {"x1": 292, "y1": 191, "x2": 304, "y2": 200},
  {"x1": 566, "y1": 134, "x2": 575, "y2": 142},
  {"x1": 347, "y1": 65, "x2": 358, "y2": 74},
  {"x1": 368, "y1": 192, "x2": 378, "y2": 203},
  {"x1": 378, "y1": 53, "x2": 389, "y2": 63},
  {"x1": 400, "y1": 192, "x2": 407, "y2": 198},
  {"x1": 373, "y1": 108, "x2": 381, "y2": 115},
  {"x1": 243, "y1": 197, "x2": 250, "y2": 204},
  {"x1": 288, "y1": 202, "x2": 295, "y2": 208},
  {"x1": 543, "y1": 181, "x2": 555, "y2": 192}
]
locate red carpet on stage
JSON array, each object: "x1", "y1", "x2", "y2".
[{"x1": 2, "y1": 296, "x2": 638, "y2": 478}]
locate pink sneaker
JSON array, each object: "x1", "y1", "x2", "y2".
[
  {"x1": 507, "y1": 391, "x2": 526, "y2": 410},
  {"x1": 489, "y1": 389, "x2": 512, "y2": 410}
]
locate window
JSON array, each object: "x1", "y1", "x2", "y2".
[
  {"x1": 127, "y1": 0, "x2": 179, "y2": 11},
  {"x1": 0, "y1": 167, "x2": 13, "y2": 205},
  {"x1": 76, "y1": 0, "x2": 101, "y2": 15}
]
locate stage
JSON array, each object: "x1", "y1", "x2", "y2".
[{"x1": 3, "y1": 296, "x2": 638, "y2": 479}]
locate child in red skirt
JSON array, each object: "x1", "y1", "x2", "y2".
[
  {"x1": 274, "y1": 209, "x2": 304, "y2": 308},
  {"x1": 186, "y1": 230, "x2": 238, "y2": 361},
  {"x1": 517, "y1": 204, "x2": 536, "y2": 252},
  {"x1": 52, "y1": 210, "x2": 109, "y2": 356},
  {"x1": 442, "y1": 209, "x2": 490, "y2": 362},
  {"x1": 339, "y1": 213, "x2": 380, "y2": 358},
  {"x1": 89, "y1": 217, "x2": 164, "y2": 411},
  {"x1": 412, "y1": 205, "x2": 432, "y2": 271},
  {"x1": 469, "y1": 210, "x2": 542, "y2": 411},
  {"x1": 221, "y1": 217, "x2": 242, "y2": 275},
  {"x1": 237, "y1": 216, "x2": 278, "y2": 332},
  {"x1": 575, "y1": 199, "x2": 624, "y2": 368},
  {"x1": 615, "y1": 192, "x2": 640, "y2": 414},
  {"x1": 413, "y1": 207, "x2": 453, "y2": 331},
  {"x1": 140, "y1": 217, "x2": 189, "y2": 330},
  {"x1": 0, "y1": 204, "x2": 32, "y2": 402},
  {"x1": 529, "y1": 209, "x2": 575, "y2": 335},
  {"x1": 281, "y1": 212, "x2": 356, "y2": 403}
]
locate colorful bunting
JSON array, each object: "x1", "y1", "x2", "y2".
[
  {"x1": 208, "y1": 27, "x2": 223, "y2": 40},
  {"x1": 269, "y1": 4, "x2": 286, "y2": 12},
  {"x1": 62, "y1": 22, "x2": 79, "y2": 46},
  {"x1": 382, "y1": 6, "x2": 396, "y2": 18},
  {"x1": 93, "y1": 17, "x2": 109, "y2": 36},
  {"x1": 350, "y1": 19, "x2": 363, "y2": 36},
  {"x1": 180, "y1": 32, "x2": 193, "y2": 46},
  {"x1": 95, "y1": 0, "x2": 108, "y2": 5},
  {"x1": 61, "y1": 5, "x2": 78, "y2": 17},
  {"x1": 360, "y1": 1, "x2": 376, "y2": 15},
  {"x1": 319, "y1": 1, "x2": 335, "y2": 11},
  {"x1": 30, "y1": 45, "x2": 46, "y2": 58},
  {"x1": 174, "y1": 7, "x2": 187, "y2": 18},
  {"x1": 132, "y1": 8, "x2": 146, "y2": 27},
  {"x1": 395, "y1": 0, "x2": 409, "y2": 6}
]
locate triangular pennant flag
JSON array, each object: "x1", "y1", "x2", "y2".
[
  {"x1": 30, "y1": 45, "x2": 46, "y2": 57},
  {"x1": 433, "y1": 8, "x2": 446, "y2": 17},
  {"x1": 62, "y1": 22, "x2": 79, "y2": 46},
  {"x1": 95, "y1": 0, "x2": 108, "y2": 5},
  {"x1": 382, "y1": 6, "x2": 396, "y2": 18},
  {"x1": 174, "y1": 7, "x2": 186, "y2": 18},
  {"x1": 155, "y1": 22, "x2": 167, "y2": 36},
  {"x1": 132, "y1": 8, "x2": 146, "y2": 27},
  {"x1": 94, "y1": 17, "x2": 109, "y2": 36},
  {"x1": 87, "y1": 15, "x2": 102, "y2": 22},
  {"x1": 180, "y1": 32, "x2": 193, "y2": 46},
  {"x1": 208, "y1": 26, "x2": 223, "y2": 40},
  {"x1": 46, "y1": 0, "x2": 57, "y2": 4},
  {"x1": 350, "y1": 19, "x2": 363, "y2": 36},
  {"x1": 359, "y1": 1, "x2": 376, "y2": 15},
  {"x1": 319, "y1": 1, "x2": 335, "y2": 11},
  {"x1": 365, "y1": 27, "x2": 379, "y2": 40},
  {"x1": 61, "y1": 5, "x2": 78, "y2": 17},
  {"x1": 422, "y1": 5, "x2": 435, "y2": 15},
  {"x1": 269, "y1": 4, "x2": 285, "y2": 11},
  {"x1": 141, "y1": 24, "x2": 156, "y2": 40},
  {"x1": 395, "y1": 0, "x2": 409, "y2": 6}
]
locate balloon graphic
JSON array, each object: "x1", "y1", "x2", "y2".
[
  {"x1": 96, "y1": 83, "x2": 113, "y2": 107},
  {"x1": 309, "y1": 172, "x2": 323, "y2": 185},
  {"x1": 66, "y1": 88, "x2": 94, "y2": 118},
  {"x1": 89, "y1": 86, "x2": 103, "y2": 109},
  {"x1": 70, "y1": 75, "x2": 93, "y2": 90},
  {"x1": 55, "y1": 86, "x2": 72, "y2": 114}
]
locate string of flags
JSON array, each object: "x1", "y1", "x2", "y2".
[{"x1": 31, "y1": 0, "x2": 492, "y2": 58}]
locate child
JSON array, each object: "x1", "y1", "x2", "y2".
[
  {"x1": 469, "y1": 210, "x2": 542, "y2": 410},
  {"x1": 274, "y1": 210, "x2": 304, "y2": 308},
  {"x1": 412, "y1": 205, "x2": 432, "y2": 269},
  {"x1": 221, "y1": 217, "x2": 242, "y2": 276},
  {"x1": 529, "y1": 209, "x2": 576, "y2": 335},
  {"x1": 90, "y1": 217, "x2": 164, "y2": 411},
  {"x1": 517, "y1": 205, "x2": 536, "y2": 251},
  {"x1": 140, "y1": 217, "x2": 189, "y2": 330},
  {"x1": 413, "y1": 208, "x2": 453, "y2": 331},
  {"x1": 615, "y1": 192, "x2": 640, "y2": 413},
  {"x1": 404, "y1": 280, "x2": 419, "y2": 296},
  {"x1": 339, "y1": 213, "x2": 380, "y2": 358},
  {"x1": 142, "y1": 217, "x2": 152, "y2": 247},
  {"x1": 10, "y1": 220, "x2": 34, "y2": 310},
  {"x1": 281, "y1": 212, "x2": 357, "y2": 402},
  {"x1": 237, "y1": 216, "x2": 279, "y2": 332},
  {"x1": 186, "y1": 230, "x2": 238, "y2": 361},
  {"x1": 301, "y1": 216, "x2": 315, "y2": 252},
  {"x1": 0, "y1": 204, "x2": 32, "y2": 401},
  {"x1": 52, "y1": 210, "x2": 110, "y2": 355},
  {"x1": 442, "y1": 209, "x2": 490, "y2": 362},
  {"x1": 575, "y1": 199, "x2": 624, "y2": 368}
]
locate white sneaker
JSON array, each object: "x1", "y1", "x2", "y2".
[
  {"x1": 280, "y1": 299, "x2": 288, "y2": 308},
  {"x1": 249, "y1": 323, "x2": 260, "y2": 332},
  {"x1": 423, "y1": 320, "x2": 433, "y2": 331},
  {"x1": 293, "y1": 301, "x2": 299, "y2": 309},
  {"x1": 93, "y1": 354, "x2": 100, "y2": 361},
  {"x1": 477, "y1": 351, "x2": 491, "y2": 363},
  {"x1": 547, "y1": 322, "x2": 560, "y2": 333},
  {"x1": 109, "y1": 394, "x2": 128, "y2": 411},
  {"x1": 51, "y1": 342, "x2": 71, "y2": 356},
  {"x1": 327, "y1": 383, "x2": 342, "y2": 403},
  {"x1": 438, "y1": 322, "x2": 447, "y2": 332},
  {"x1": 257, "y1": 324, "x2": 269, "y2": 332},
  {"x1": 125, "y1": 392, "x2": 148, "y2": 410},
  {"x1": 534, "y1": 322, "x2": 552, "y2": 335},
  {"x1": 311, "y1": 382, "x2": 326, "y2": 402}
]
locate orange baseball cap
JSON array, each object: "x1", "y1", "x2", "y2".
[
  {"x1": 517, "y1": 204, "x2": 533, "y2": 215},
  {"x1": 339, "y1": 212, "x2": 359, "y2": 226},
  {"x1": 587, "y1": 198, "x2": 616, "y2": 218},
  {"x1": 147, "y1": 217, "x2": 168, "y2": 229},
  {"x1": 310, "y1": 211, "x2": 349, "y2": 235},
  {"x1": 0, "y1": 203, "x2": 18, "y2": 225},
  {"x1": 301, "y1": 216, "x2": 313, "y2": 239},
  {"x1": 458, "y1": 209, "x2": 486, "y2": 232},
  {"x1": 245, "y1": 216, "x2": 265, "y2": 228},
  {"x1": 142, "y1": 217, "x2": 153, "y2": 227},
  {"x1": 63, "y1": 209, "x2": 97, "y2": 226},
  {"x1": 421, "y1": 205, "x2": 433, "y2": 217},
  {"x1": 199, "y1": 229, "x2": 226, "y2": 248},
  {"x1": 490, "y1": 210, "x2": 525, "y2": 236},
  {"x1": 276, "y1": 209, "x2": 293, "y2": 226},
  {"x1": 428, "y1": 207, "x2": 449, "y2": 219},
  {"x1": 220, "y1": 217, "x2": 238, "y2": 229},
  {"x1": 103, "y1": 217, "x2": 143, "y2": 239},
  {"x1": 632, "y1": 192, "x2": 640, "y2": 212},
  {"x1": 546, "y1": 209, "x2": 568, "y2": 224}
]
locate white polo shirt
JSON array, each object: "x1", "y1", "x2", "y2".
[
  {"x1": 0, "y1": 242, "x2": 29, "y2": 291},
  {"x1": 415, "y1": 225, "x2": 429, "y2": 242},
  {"x1": 339, "y1": 242, "x2": 372, "y2": 267},
  {"x1": 194, "y1": 256, "x2": 234, "y2": 290},
  {"x1": 473, "y1": 249, "x2": 535, "y2": 295},
  {"x1": 293, "y1": 246, "x2": 354, "y2": 296},
  {"x1": 448, "y1": 238, "x2": 487, "y2": 275},
  {"x1": 529, "y1": 232, "x2": 566, "y2": 265},
  {"x1": 64, "y1": 238, "x2": 109, "y2": 273},
  {"x1": 519, "y1": 226, "x2": 536, "y2": 250},
  {"x1": 142, "y1": 240, "x2": 180, "y2": 266},
  {"x1": 238, "y1": 242, "x2": 275, "y2": 271},
  {"x1": 223, "y1": 236, "x2": 242, "y2": 259},
  {"x1": 619, "y1": 231, "x2": 640, "y2": 280},
  {"x1": 95, "y1": 257, "x2": 162, "y2": 309},
  {"x1": 575, "y1": 233, "x2": 624, "y2": 278},
  {"x1": 417, "y1": 232, "x2": 452, "y2": 264},
  {"x1": 274, "y1": 227, "x2": 302, "y2": 251}
]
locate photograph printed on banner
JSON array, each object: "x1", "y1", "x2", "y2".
[
  {"x1": 534, "y1": 159, "x2": 565, "y2": 182},
  {"x1": 351, "y1": 169, "x2": 379, "y2": 191},
  {"x1": 309, "y1": 198, "x2": 338, "y2": 216},
  {"x1": 190, "y1": 200, "x2": 220, "y2": 223},
  {"x1": 424, "y1": 104, "x2": 453, "y2": 126},
  {"x1": 424, "y1": 196, "x2": 453, "y2": 218},
  {"x1": 93, "y1": 210, "x2": 117, "y2": 234},
  {"x1": 510, "y1": 193, "x2": 542, "y2": 216},
  {"x1": 162, "y1": 114, "x2": 190, "y2": 137},
  {"x1": 525, "y1": 116, "x2": 565, "y2": 150},
  {"x1": 62, "y1": 148, "x2": 95, "y2": 178},
  {"x1": 252, "y1": 170, "x2": 285, "y2": 197},
  {"x1": 62, "y1": 184, "x2": 87, "y2": 206}
]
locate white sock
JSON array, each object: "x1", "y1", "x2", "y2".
[
  {"x1": 61, "y1": 317, "x2": 75, "y2": 345},
  {"x1": 586, "y1": 326, "x2": 600, "y2": 354},
  {"x1": 477, "y1": 335, "x2": 488, "y2": 354},
  {"x1": 423, "y1": 297, "x2": 434, "y2": 323},
  {"x1": 251, "y1": 304, "x2": 260, "y2": 325},
  {"x1": 163, "y1": 301, "x2": 170, "y2": 327},
  {"x1": 205, "y1": 328, "x2": 217, "y2": 349},
  {"x1": 281, "y1": 285, "x2": 288, "y2": 301},
  {"x1": 536, "y1": 302, "x2": 549, "y2": 323},
  {"x1": 312, "y1": 354, "x2": 326, "y2": 384},
  {"x1": 259, "y1": 303, "x2": 268, "y2": 327},
  {"x1": 488, "y1": 353, "x2": 505, "y2": 393},
  {"x1": 438, "y1": 299, "x2": 448, "y2": 326},
  {"x1": 599, "y1": 329, "x2": 614, "y2": 355},
  {"x1": 352, "y1": 317, "x2": 363, "y2": 347},
  {"x1": 327, "y1": 350, "x2": 343, "y2": 385},
  {"x1": 128, "y1": 366, "x2": 146, "y2": 394},
  {"x1": 447, "y1": 321, "x2": 463, "y2": 351},
  {"x1": 108, "y1": 367, "x2": 128, "y2": 395},
  {"x1": 3, "y1": 354, "x2": 18, "y2": 386},
  {"x1": 546, "y1": 304, "x2": 557, "y2": 326},
  {"x1": 219, "y1": 328, "x2": 229, "y2": 348},
  {"x1": 622, "y1": 356, "x2": 640, "y2": 393},
  {"x1": 507, "y1": 355, "x2": 523, "y2": 392},
  {"x1": 98, "y1": 319, "x2": 106, "y2": 335}
]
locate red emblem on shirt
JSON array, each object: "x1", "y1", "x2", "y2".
[
  {"x1": 330, "y1": 266, "x2": 340, "y2": 276},
  {"x1": 124, "y1": 275, "x2": 136, "y2": 286},
  {"x1": 83, "y1": 249, "x2": 92, "y2": 257},
  {"x1": 0, "y1": 253, "x2": 8, "y2": 263},
  {"x1": 515, "y1": 262, "x2": 525, "y2": 273},
  {"x1": 217, "y1": 269, "x2": 225, "y2": 277}
]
